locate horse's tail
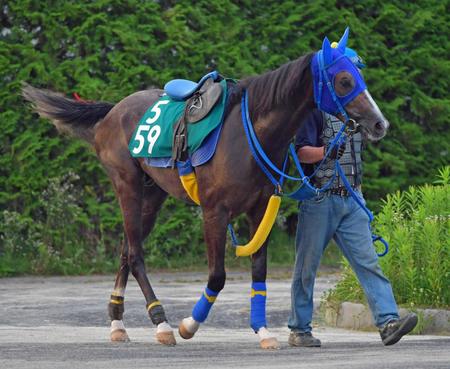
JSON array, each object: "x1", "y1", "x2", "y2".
[{"x1": 22, "y1": 83, "x2": 114, "y2": 145}]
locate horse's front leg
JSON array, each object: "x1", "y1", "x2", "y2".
[
  {"x1": 179, "y1": 207, "x2": 228, "y2": 339},
  {"x1": 249, "y1": 211, "x2": 280, "y2": 349}
]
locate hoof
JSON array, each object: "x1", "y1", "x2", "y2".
[
  {"x1": 178, "y1": 321, "x2": 195, "y2": 340},
  {"x1": 111, "y1": 329, "x2": 130, "y2": 342},
  {"x1": 260, "y1": 337, "x2": 280, "y2": 350},
  {"x1": 156, "y1": 330, "x2": 176, "y2": 346}
]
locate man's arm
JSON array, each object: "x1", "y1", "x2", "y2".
[
  {"x1": 295, "y1": 110, "x2": 323, "y2": 163},
  {"x1": 297, "y1": 128, "x2": 346, "y2": 164},
  {"x1": 297, "y1": 146, "x2": 325, "y2": 164}
]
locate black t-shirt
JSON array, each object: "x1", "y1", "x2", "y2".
[{"x1": 295, "y1": 109, "x2": 324, "y2": 176}]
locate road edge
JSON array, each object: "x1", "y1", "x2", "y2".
[{"x1": 322, "y1": 301, "x2": 450, "y2": 335}]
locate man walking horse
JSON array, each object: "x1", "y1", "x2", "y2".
[{"x1": 23, "y1": 28, "x2": 405, "y2": 349}]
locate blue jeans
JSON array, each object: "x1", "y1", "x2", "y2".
[{"x1": 288, "y1": 192, "x2": 399, "y2": 332}]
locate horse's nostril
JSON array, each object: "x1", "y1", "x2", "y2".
[{"x1": 375, "y1": 121, "x2": 384, "y2": 132}]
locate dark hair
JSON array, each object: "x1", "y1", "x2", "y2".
[{"x1": 235, "y1": 52, "x2": 314, "y2": 120}]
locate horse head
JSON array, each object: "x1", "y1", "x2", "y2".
[{"x1": 312, "y1": 27, "x2": 389, "y2": 141}]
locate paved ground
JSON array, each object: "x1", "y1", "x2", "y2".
[{"x1": 1, "y1": 270, "x2": 449, "y2": 369}]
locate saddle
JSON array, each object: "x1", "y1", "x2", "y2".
[
  {"x1": 164, "y1": 71, "x2": 219, "y2": 101},
  {"x1": 171, "y1": 76, "x2": 223, "y2": 162}
]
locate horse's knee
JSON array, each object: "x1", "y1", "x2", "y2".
[
  {"x1": 128, "y1": 253, "x2": 144, "y2": 277},
  {"x1": 207, "y1": 270, "x2": 226, "y2": 292}
]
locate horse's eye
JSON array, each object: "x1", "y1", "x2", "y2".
[
  {"x1": 334, "y1": 71, "x2": 355, "y2": 97},
  {"x1": 341, "y1": 79, "x2": 352, "y2": 88}
]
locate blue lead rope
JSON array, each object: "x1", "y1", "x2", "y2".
[
  {"x1": 232, "y1": 89, "x2": 388, "y2": 256},
  {"x1": 287, "y1": 143, "x2": 388, "y2": 256},
  {"x1": 241, "y1": 90, "x2": 346, "y2": 185}
]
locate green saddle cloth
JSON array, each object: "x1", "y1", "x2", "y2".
[{"x1": 129, "y1": 79, "x2": 227, "y2": 158}]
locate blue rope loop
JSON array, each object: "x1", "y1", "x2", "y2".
[{"x1": 372, "y1": 235, "x2": 389, "y2": 257}]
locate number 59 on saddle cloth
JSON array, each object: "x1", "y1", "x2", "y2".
[{"x1": 128, "y1": 79, "x2": 228, "y2": 159}]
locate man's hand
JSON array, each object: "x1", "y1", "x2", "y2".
[{"x1": 325, "y1": 140, "x2": 347, "y2": 160}]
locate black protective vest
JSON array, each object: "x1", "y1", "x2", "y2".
[{"x1": 312, "y1": 113, "x2": 363, "y2": 189}]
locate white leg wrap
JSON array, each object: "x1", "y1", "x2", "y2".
[
  {"x1": 182, "y1": 317, "x2": 200, "y2": 334},
  {"x1": 111, "y1": 320, "x2": 125, "y2": 333},
  {"x1": 257, "y1": 327, "x2": 276, "y2": 341},
  {"x1": 156, "y1": 321, "x2": 173, "y2": 333}
]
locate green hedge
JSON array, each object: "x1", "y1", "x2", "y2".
[
  {"x1": 1, "y1": 1, "x2": 448, "y2": 275},
  {"x1": 326, "y1": 167, "x2": 450, "y2": 308}
]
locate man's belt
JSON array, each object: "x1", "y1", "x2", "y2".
[{"x1": 328, "y1": 185, "x2": 361, "y2": 197}]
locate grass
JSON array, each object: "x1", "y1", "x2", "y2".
[{"x1": 325, "y1": 167, "x2": 450, "y2": 309}]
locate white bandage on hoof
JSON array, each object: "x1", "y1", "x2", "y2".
[
  {"x1": 257, "y1": 327, "x2": 275, "y2": 340},
  {"x1": 258, "y1": 327, "x2": 280, "y2": 349},
  {"x1": 178, "y1": 317, "x2": 200, "y2": 340},
  {"x1": 156, "y1": 322, "x2": 176, "y2": 346},
  {"x1": 110, "y1": 320, "x2": 129, "y2": 342},
  {"x1": 156, "y1": 321, "x2": 173, "y2": 333},
  {"x1": 111, "y1": 320, "x2": 126, "y2": 333},
  {"x1": 183, "y1": 317, "x2": 200, "y2": 334}
]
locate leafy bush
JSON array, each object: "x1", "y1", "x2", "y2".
[
  {"x1": 1, "y1": 1, "x2": 448, "y2": 275},
  {"x1": 326, "y1": 167, "x2": 450, "y2": 308},
  {"x1": 0, "y1": 210, "x2": 42, "y2": 275},
  {"x1": 0, "y1": 172, "x2": 116, "y2": 276}
]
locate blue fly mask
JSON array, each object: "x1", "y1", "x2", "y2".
[{"x1": 311, "y1": 28, "x2": 367, "y2": 120}]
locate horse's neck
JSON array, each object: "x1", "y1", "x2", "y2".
[
  {"x1": 252, "y1": 98, "x2": 315, "y2": 155},
  {"x1": 245, "y1": 52, "x2": 315, "y2": 153}
]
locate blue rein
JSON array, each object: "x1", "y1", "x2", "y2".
[{"x1": 238, "y1": 87, "x2": 388, "y2": 257}]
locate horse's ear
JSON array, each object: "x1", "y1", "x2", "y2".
[
  {"x1": 322, "y1": 36, "x2": 333, "y2": 64},
  {"x1": 337, "y1": 27, "x2": 350, "y2": 53}
]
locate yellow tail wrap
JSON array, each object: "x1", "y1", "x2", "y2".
[
  {"x1": 235, "y1": 195, "x2": 281, "y2": 257},
  {"x1": 179, "y1": 172, "x2": 200, "y2": 205}
]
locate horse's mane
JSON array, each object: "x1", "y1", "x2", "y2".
[{"x1": 228, "y1": 52, "x2": 314, "y2": 119}]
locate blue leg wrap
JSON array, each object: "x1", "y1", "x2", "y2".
[
  {"x1": 192, "y1": 287, "x2": 219, "y2": 323},
  {"x1": 250, "y1": 282, "x2": 267, "y2": 332}
]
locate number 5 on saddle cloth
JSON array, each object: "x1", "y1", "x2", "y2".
[{"x1": 128, "y1": 73, "x2": 228, "y2": 162}]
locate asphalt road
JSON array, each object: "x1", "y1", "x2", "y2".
[{"x1": 1, "y1": 270, "x2": 449, "y2": 369}]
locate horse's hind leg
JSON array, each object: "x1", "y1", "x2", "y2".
[
  {"x1": 109, "y1": 236, "x2": 130, "y2": 342},
  {"x1": 108, "y1": 172, "x2": 174, "y2": 345},
  {"x1": 248, "y1": 209, "x2": 280, "y2": 349},
  {"x1": 140, "y1": 181, "x2": 174, "y2": 345},
  {"x1": 179, "y1": 207, "x2": 228, "y2": 339}
]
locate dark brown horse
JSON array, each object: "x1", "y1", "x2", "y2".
[{"x1": 22, "y1": 35, "x2": 389, "y2": 349}]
